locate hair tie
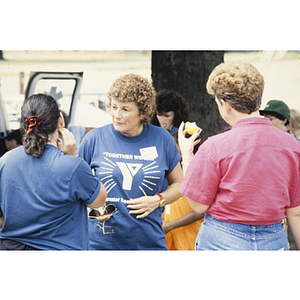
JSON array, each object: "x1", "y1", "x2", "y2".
[{"x1": 25, "y1": 116, "x2": 43, "y2": 133}]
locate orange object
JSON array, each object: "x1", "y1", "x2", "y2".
[
  {"x1": 164, "y1": 196, "x2": 204, "y2": 250},
  {"x1": 185, "y1": 122, "x2": 201, "y2": 135}
]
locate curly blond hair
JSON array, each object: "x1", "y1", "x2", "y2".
[
  {"x1": 107, "y1": 73, "x2": 156, "y2": 125},
  {"x1": 206, "y1": 62, "x2": 264, "y2": 114}
]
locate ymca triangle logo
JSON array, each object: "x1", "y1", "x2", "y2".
[
  {"x1": 127, "y1": 163, "x2": 142, "y2": 176},
  {"x1": 116, "y1": 162, "x2": 143, "y2": 190}
]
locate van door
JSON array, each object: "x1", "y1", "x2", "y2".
[
  {"x1": 0, "y1": 83, "x2": 10, "y2": 137},
  {"x1": 25, "y1": 72, "x2": 83, "y2": 126}
]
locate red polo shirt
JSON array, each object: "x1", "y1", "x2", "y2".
[{"x1": 180, "y1": 117, "x2": 300, "y2": 225}]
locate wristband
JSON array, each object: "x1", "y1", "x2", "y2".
[{"x1": 154, "y1": 193, "x2": 166, "y2": 207}]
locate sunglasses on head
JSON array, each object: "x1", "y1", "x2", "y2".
[{"x1": 88, "y1": 204, "x2": 117, "y2": 219}]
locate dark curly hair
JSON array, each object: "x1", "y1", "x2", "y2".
[
  {"x1": 21, "y1": 93, "x2": 60, "y2": 158},
  {"x1": 151, "y1": 90, "x2": 190, "y2": 128}
]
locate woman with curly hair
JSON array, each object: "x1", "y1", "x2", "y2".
[
  {"x1": 78, "y1": 74, "x2": 183, "y2": 250},
  {"x1": 152, "y1": 90, "x2": 190, "y2": 134},
  {"x1": 178, "y1": 62, "x2": 300, "y2": 250}
]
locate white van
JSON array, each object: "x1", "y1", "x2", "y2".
[
  {"x1": 0, "y1": 71, "x2": 111, "y2": 156},
  {"x1": 25, "y1": 71, "x2": 111, "y2": 128},
  {"x1": 0, "y1": 84, "x2": 10, "y2": 138}
]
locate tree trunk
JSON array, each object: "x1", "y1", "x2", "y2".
[{"x1": 151, "y1": 51, "x2": 227, "y2": 143}]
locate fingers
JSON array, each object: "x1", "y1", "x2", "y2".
[
  {"x1": 58, "y1": 128, "x2": 75, "y2": 143},
  {"x1": 96, "y1": 214, "x2": 112, "y2": 222},
  {"x1": 56, "y1": 137, "x2": 63, "y2": 152},
  {"x1": 129, "y1": 209, "x2": 150, "y2": 219},
  {"x1": 57, "y1": 128, "x2": 76, "y2": 156},
  {"x1": 127, "y1": 201, "x2": 146, "y2": 217},
  {"x1": 191, "y1": 127, "x2": 201, "y2": 139},
  {"x1": 178, "y1": 122, "x2": 185, "y2": 148},
  {"x1": 90, "y1": 205, "x2": 112, "y2": 221},
  {"x1": 178, "y1": 121, "x2": 185, "y2": 132},
  {"x1": 127, "y1": 197, "x2": 158, "y2": 219},
  {"x1": 194, "y1": 138, "x2": 201, "y2": 148},
  {"x1": 178, "y1": 122, "x2": 187, "y2": 138}
]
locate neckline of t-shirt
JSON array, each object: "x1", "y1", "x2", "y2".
[{"x1": 111, "y1": 124, "x2": 148, "y2": 143}]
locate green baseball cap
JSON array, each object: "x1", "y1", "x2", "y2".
[{"x1": 259, "y1": 100, "x2": 290, "y2": 120}]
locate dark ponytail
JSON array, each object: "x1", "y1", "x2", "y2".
[{"x1": 21, "y1": 94, "x2": 60, "y2": 158}]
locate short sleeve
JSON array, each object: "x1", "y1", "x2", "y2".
[
  {"x1": 69, "y1": 160, "x2": 101, "y2": 205},
  {"x1": 289, "y1": 168, "x2": 300, "y2": 208},
  {"x1": 179, "y1": 142, "x2": 220, "y2": 206}
]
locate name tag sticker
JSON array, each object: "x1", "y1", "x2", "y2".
[{"x1": 140, "y1": 146, "x2": 158, "y2": 159}]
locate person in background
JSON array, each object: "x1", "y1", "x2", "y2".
[
  {"x1": 152, "y1": 90, "x2": 190, "y2": 134},
  {"x1": 179, "y1": 62, "x2": 300, "y2": 251},
  {"x1": 260, "y1": 100, "x2": 296, "y2": 250},
  {"x1": 152, "y1": 90, "x2": 190, "y2": 194},
  {"x1": 78, "y1": 74, "x2": 183, "y2": 250},
  {"x1": 0, "y1": 93, "x2": 107, "y2": 250},
  {"x1": 0, "y1": 129, "x2": 22, "y2": 157},
  {"x1": 259, "y1": 99, "x2": 290, "y2": 131},
  {"x1": 287, "y1": 108, "x2": 300, "y2": 142},
  {"x1": 60, "y1": 110, "x2": 93, "y2": 153},
  {"x1": 163, "y1": 131, "x2": 204, "y2": 250}
]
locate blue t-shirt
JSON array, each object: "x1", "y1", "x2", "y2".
[
  {"x1": 0, "y1": 145, "x2": 101, "y2": 250},
  {"x1": 78, "y1": 124, "x2": 181, "y2": 250}
]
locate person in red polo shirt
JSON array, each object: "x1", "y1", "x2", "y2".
[{"x1": 179, "y1": 62, "x2": 300, "y2": 251}]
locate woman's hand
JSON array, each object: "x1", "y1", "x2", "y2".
[
  {"x1": 162, "y1": 220, "x2": 173, "y2": 234},
  {"x1": 127, "y1": 195, "x2": 161, "y2": 219},
  {"x1": 89, "y1": 205, "x2": 113, "y2": 222},
  {"x1": 178, "y1": 122, "x2": 201, "y2": 162},
  {"x1": 57, "y1": 128, "x2": 77, "y2": 156},
  {"x1": 96, "y1": 213, "x2": 113, "y2": 222}
]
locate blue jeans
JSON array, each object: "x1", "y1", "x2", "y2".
[{"x1": 195, "y1": 214, "x2": 289, "y2": 251}]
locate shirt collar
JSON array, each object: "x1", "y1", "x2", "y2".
[{"x1": 232, "y1": 117, "x2": 272, "y2": 129}]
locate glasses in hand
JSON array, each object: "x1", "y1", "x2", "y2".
[{"x1": 88, "y1": 204, "x2": 117, "y2": 219}]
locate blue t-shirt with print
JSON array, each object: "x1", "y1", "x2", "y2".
[
  {"x1": 0, "y1": 145, "x2": 101, "y2": 250},
  {"x1": 78, "y1": 124, "x2": 181, "y2": 250}
]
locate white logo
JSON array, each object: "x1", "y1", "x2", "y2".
[
  {"x1": 116, "y1": 162, "x2": 143, "y2": 190},
  {"x1": 98, "y1": 151, "x2": 161, "y2": 195}
]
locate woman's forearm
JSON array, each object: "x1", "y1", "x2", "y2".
[
  {"x1": 163, "y1": 182, "x2": 183, "y2": 205},
  {"x1": 163, "y1": 162, "x2": 184, "y2": 205},
  {"x1": 168, "y1": 211, "x2": 204, "y2": 231}
]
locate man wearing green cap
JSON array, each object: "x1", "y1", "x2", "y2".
[
  {"x1": 260, "y1": 99, "x2": 296, "y2": 249},
  {"x1": 259, "y1": 99, "x2": 290, "y2": 131}
]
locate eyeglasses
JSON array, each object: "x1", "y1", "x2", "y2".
[{"x1": 88, "y1": 204, "x2": 117, "y2": 219}]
